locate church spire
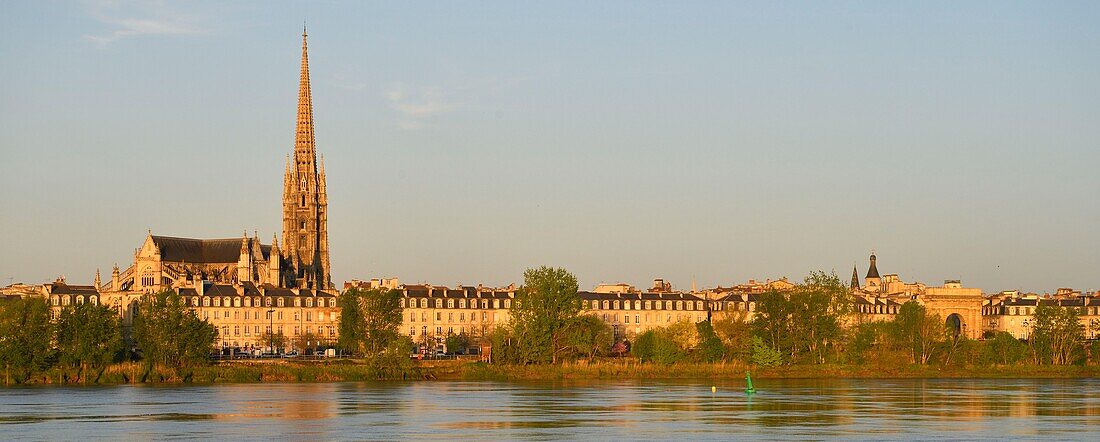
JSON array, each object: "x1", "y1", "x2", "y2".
[
  {"x1": 295, "y1": 26, "x2": 316, "y2": 169},
  {"x1": 850, "y1": 265, "x2": 860, "y2": 290},
  {"x1": 281, "y1": 27, "x2": 331, "y2": 290}
]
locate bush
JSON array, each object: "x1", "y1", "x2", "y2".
[{"x1": 751, "y1": 336, "x2": 783, "y2": 367}]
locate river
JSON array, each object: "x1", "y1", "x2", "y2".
[{"x1": 2, "y1": 378, "x2": 1098, "y2": 440}]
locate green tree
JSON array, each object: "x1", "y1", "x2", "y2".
[
  {"x1": 846, "y1": 321, "x2": 890, "y2": 365},
  {"x1": 338, "y1": 287, "x2": 403, "y2": 356},
  {"x1": 560, "y1": 315, "x2": 613, "y2": 361},
  {"x1": 55, "y1": 302, "x2": 123, "y2": 381},
  {"x1": 789, "y1": 272, "x2": 850, "y2": 363},
  {"x1": 445, "y1": 332, "x2": 471, "y2": 355},
  {"x1": 694, "y1": 320, "x2": 726, "y2": 363},
  {"x1": 131, "y1": 291, "x2": 217, "y2": 373},
  {"x1": 891, "y1": 301, "x2": 946, "y2": 365},
  {"x1": 985, "y1": 331, "x2": 1027, "y2": 365},
  {"x1": 337, "y1": 289, "x2": 365, "y2": 354},
  {"x1": 1030, "y1": 305, "x2": 1084, "y2": 365},
  {"x1": 751, "y1": 272, "x2": 849, "y2": 364},
  {"x1": 631, "y1": 321, "x2": 696, "y2": 365},
  {"x1": 712, "y1": 315, "x2": 752, "y2": 362},
  {"x1": 0, "y1": 297, "x2": 53, "y2": 384},
  {"x1": 752, "y1": 289, "x2": 794, "y2": 359},
  {"x1": 509, "y1": 266, "x2": 581, "y2": 364},
  {"x1": 750, "y1": 335, "x2": 783, "y2": 367}
]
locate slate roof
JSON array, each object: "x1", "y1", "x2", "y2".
[
  {"x1": 48, "y1": 283, "x2": 99, "y2": 295},
  {"x1": 152, "y1": 236, "x2": 271, "y2": 263}
]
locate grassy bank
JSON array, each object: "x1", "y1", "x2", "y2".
[
  {"x1": 7, "y1": 359, "x2": 1100, "y2": 386},
  {"x1": 8, "y1": 359, "x2": 424, "y2": 386}
]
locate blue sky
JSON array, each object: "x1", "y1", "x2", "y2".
[{"x1": 1, "y1": 1, "x2": 1097, "y2": 293}]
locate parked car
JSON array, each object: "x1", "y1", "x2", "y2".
[{"x1": 283, "y1": 350, "x2": 299, "y2": 358}]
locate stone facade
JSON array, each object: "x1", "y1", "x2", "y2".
[{"x1": 34, "y1": 30, "x2": 339, "y2": 353}]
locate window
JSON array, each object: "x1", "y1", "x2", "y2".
[
  {"x1": 435, "y1": 299, "x2": 442, "y2": 308},
  {"x1": 447, "y1": 299, "x2": 454, "y2": 308},
  {"x1": 410, "y1": 327, "x2": 415, "y2": 336},
  {"x1": 436, "y1": 312, "x2": 441, "y2": 321},
  {"x1": 448, "y1": 313, "x2": 453, "y2": 322},
  {"x1": 234, "y1": 326, "x2": 240, "y2": 336},
  {"x1": 410, "y1": 312, "x2": 416, "y2": 322},
  {"x1": 460, "y1": 299, "x2": 467, "y2": 308},
  {"x1": 459, "y1": 312, "x2": 465, "y2": 321}
]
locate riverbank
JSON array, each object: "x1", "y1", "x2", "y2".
[
  {"x1": 450, "y1": 360, "x2": 1100, "y2": 381},
  {"x1": 7, "y1": 359, "x2": 1100, "y2": 385}
]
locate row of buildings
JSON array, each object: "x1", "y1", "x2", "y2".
[
  {"x1": 14, "y1": 250, "x2": 1097, "y2": 352},
  {"x1": 5, "y1": 30, "x2": 1096, "y2": 353}
]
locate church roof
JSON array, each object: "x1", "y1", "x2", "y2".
[{"x1": 152, "y1": 236, "x2": 271, "y2": 263}]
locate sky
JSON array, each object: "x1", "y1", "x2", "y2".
[{"x1": 1, "y1": 1, "x2": 1097, "y2": 294}]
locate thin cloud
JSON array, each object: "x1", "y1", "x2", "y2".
[
  {"x1": 82, "y1": 1, "x2": 207, "y2": 46},
  {"x1": 386, "y1": 85, "x2": 454, "y2": 129},
  {"x1": 332, "y1": 73, "x2": 367, "y2": 92}
]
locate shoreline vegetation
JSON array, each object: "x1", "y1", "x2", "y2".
[
  {"x1": 5, "y1": 359, "x2": 1100, "y2": 386},
  {"x1": 5, "y1": 266, "x2": 1099, "y2": 387}
]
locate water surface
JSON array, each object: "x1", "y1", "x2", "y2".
[{"x1": 2, "y1": 378, "x2": 1098, "y2": 440}]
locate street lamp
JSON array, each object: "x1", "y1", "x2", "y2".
[{"x1": 267, "y1": 308, "x2": 275, "y2": 355}]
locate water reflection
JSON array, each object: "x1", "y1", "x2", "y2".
[{"x1": 1, "y1": 379, "x2": 1099, "y2": 440}]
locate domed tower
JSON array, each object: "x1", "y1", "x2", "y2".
[{"x1": 865, "y1": 251, "x2": 882, "y2": 291}]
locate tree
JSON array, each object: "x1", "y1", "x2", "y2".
[
  {"x1": 712, "y1": 315, "x2": 752, "y2": 362},
  {"x1": 694, "y1": 320, "x2": 726, "y2": 363},
  {"x1": 891, "y1": 301, "x2": 946, "y2": 365},
  {"x1": 1030, "y1": 305, "x2": 1084, "y2": 365},
  {"x1": 561, "y1": 315, "x2": 612, "y2": 361},
  {"x1": 750, "y1": 336, "x2": 783, "y2": 367},
  {"x1": 131, "y1": 291, "x2": 217, "y2": 372},
  {"x1": 445, "y1": 332, "x2": 471, "y2": 355},
  {"x1": 0, "y1": 297, "x2": 53, "y2": 384},
  {"x1": 338, "y1": 287, "x2": 403, "y2": 356},
  {"x1": 846, "y1": 321, "x2": 890, "y2": 365},
  {"x1": 752, "y1": 289, "x2": 794, "y2": 359},
  {"x1": 55, "y1": 302, "x2": 122, "y2": 381},
  {"x1": 789, "y1": 272, "x2": 850, "y2": 363},
  {"x1": 337, "y1": 288, "x2": 365, "y2": 354},
  {"x1": 751, "y1": 272, "x2": 850, "y2": 364},
  {"x1": 981, "y1": 331, "x2": 1028, "y2": 366},
  {"x1": 509, "y1": 266, "x2": 581, "y2": 364},
  {"x1": 293, "y1": 331, "x2": 322, "y2": 354}
]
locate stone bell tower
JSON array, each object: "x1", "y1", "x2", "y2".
[{"x1": 281, "y1": 27, "x2": 331, "y2": 289}]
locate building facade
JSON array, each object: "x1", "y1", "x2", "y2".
[{"x1": 35, "y1": 30, "x2": 338, "y2": 353}]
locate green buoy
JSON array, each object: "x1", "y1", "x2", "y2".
[{"x1": 745, "y1": 371, "x2": 756, "y2": 395}]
